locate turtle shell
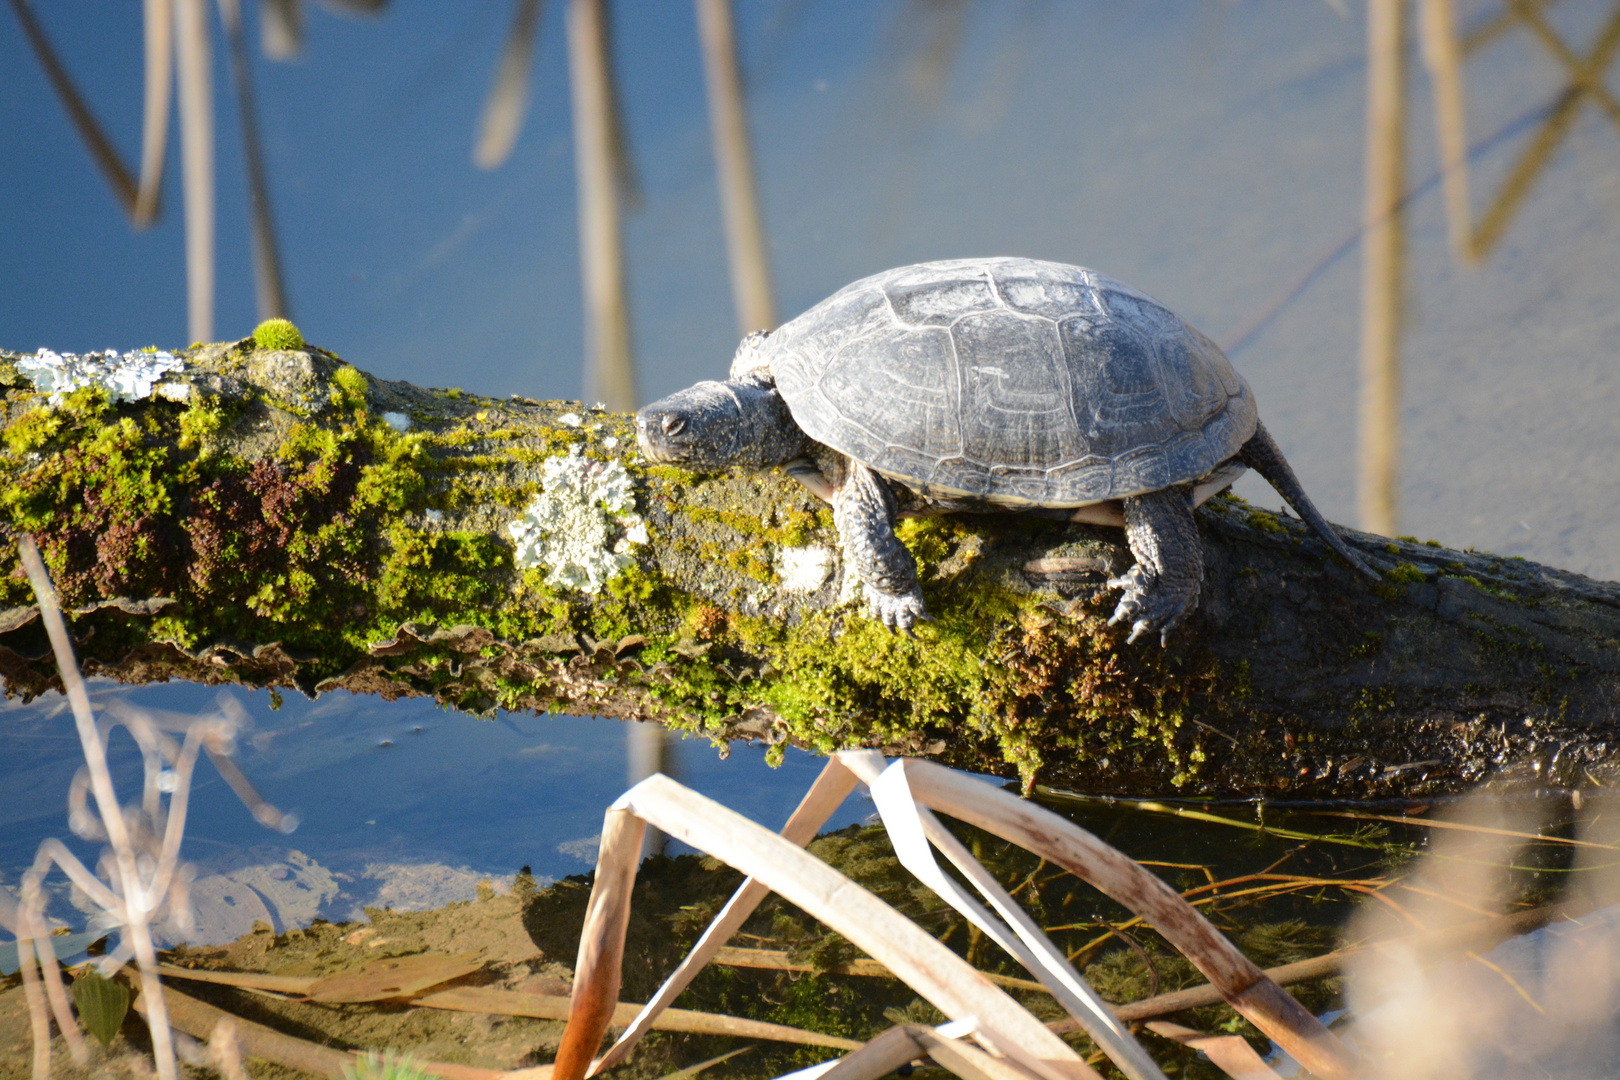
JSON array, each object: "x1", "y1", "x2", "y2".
[{"x1": 757, "y1": 257, "x2": 1258, "y2": 507}]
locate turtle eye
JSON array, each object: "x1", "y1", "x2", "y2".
[{"x1": 661, "y1": 415, "x2": 687, "y2": 437}]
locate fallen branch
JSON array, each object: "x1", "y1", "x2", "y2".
[{"x1": 0, "y1": 342, "x2": 1616, "y2": 795}]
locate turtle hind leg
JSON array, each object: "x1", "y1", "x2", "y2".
[
  {"x1": 1109, "y1": 485, "x2": 1203, "y2": 647},
  {"x1": 1238, "y1": 420, "x2": 1381, "y2": 582}
]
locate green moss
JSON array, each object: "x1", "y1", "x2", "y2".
[
  {"x1": 1246, "y1": 510, "x2": 1285, "y2": 535},
  {"x1": 1374, "y1": 561, "x2": 1426, "y2": 601},
  {"x1": 177, "y1": 395, "x2": 226, "y2": 452},
  {"x1": 1350, "y1": 631, "x2": 1384, "y2": 659},
  {"x1": 330, "y1": 365, "x2": 370, "y2": 411},
  {"x1": 5, "y1": 407, "x2": 63, "y2": 454},
  {"x1": 1385, "y1": 562, "x2": 1426, "y2": 585},
  {"x1": 252, "y1": 318, "x2": 304, "y2": 352}
]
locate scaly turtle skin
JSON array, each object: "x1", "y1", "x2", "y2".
[{"x1": 637, "y1": 257, "x2": 1377, "y2": 644}]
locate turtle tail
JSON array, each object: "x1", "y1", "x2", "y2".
[{"x1": 1238, "y1": 421, "x2": 1381, "y2": 582}]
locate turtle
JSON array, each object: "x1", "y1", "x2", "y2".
[{"x1": 636, "y1": 257, "x2": 1378, "y2": 644}]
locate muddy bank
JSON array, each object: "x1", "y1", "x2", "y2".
[{"x1": 1, "y1": 821, "x2": 1366, "y2": 1080}]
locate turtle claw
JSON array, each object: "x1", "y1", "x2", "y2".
[
  {"x1": 866, "y1": 587, "x2": 928, "y2": 634},
  {"x1": 1106, "y1": 564, "x2": 1191, "y2": 647}
]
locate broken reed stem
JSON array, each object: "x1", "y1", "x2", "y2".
[
  {"x1": 594, "y1": 757, "x2": 860, "y2": 1073},
  {"x1": 900, "y1": 763, "x2": 1357, "y2": 1080},
  {"x1": 846, "y1": 754, "x2": 1166, "y2": 1080},
  {"x1": 554, "y1": 807, "x2": 646, "y2": 1080},
  {"x1": 817, "y1": 1024, "x2": 934, "y2": 1080},
  {"x1": 582, "y1": 774, "x2": 1101, "y2": 1080}
]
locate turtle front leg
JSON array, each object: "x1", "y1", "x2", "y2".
[
  {"x1": 832, "y1": 461, "x2": 927, "y2": 632},
  {"x1": 1107, "y1": 484, "x2": 1203, "y2": 646}
]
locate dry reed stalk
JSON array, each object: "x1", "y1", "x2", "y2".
[
  {"x1": 202, "y1": 1018, "x2": 251, "y2": 1080},
  {"x1": 475, "y1": 0, "x2": 544, "y2": 169},
  {"x1": 909, "y1": 1025, "x2": 1049, "y2": 1080},
  {"x1": 1141, "y1": 1021, "x2": 1280, "y2": 1080},
  {"x1": 890, "y1": 760, "x2": 1357, "y2": 1080},
  {"x1": 4, "y1": 880, "x2": 78, "y2": 1078},
  {"x1": 154, "y1": 961, "x2": 861, "y2": 1051},
  {"x1": 15, "y1": 538, "x2": 293, "y2": 1079},
  {"x1": 695, "y1": 0, "x2": 776, "y2": 335},
  {"x1": 136, "y1": 0, "x2": 174, "y2": 226},
  {"x1": 553, "y1": 806, "x2": 646, "y2": 1080},
  {"x1": 175, "y1": 0, "x2": 216, "y2": 343},
  {"x1": 567, "y1": 0, "x2": 636, "y2": 411},
  {"x1": 1461, "y1": 0, "x2": 1553, "y2": 55},
  {"x1": 1359, "y1": 0, "x2": 1405, "y2": 538},
  {"x1": 419, "y1": 986, "x2": 862, "y2": 1049},
  {"x1": 571, "y1": 773, "x2": 1101, "y2": 1080},
  {"x1": 593, "y1": 756, "x2": 859, "y2": 1073},
  {"x1": 18, "y1": 536, "x2": 181, "y2": 1079},
  {"x1": 706, "y1": 945, "x2": 1046, "y2": 992},
  {"x1": 1471, "y1": 2, "x2": 1620, "y2": 256},
  {"x1": 1033, "y1": 790, "x2": 1388, "y2": 851},
  {"x1": 1310, "y1": 808, "x2": 1620, "y2": 850},
  {"x1": 157, "y1": 963, "x2": 316, "y2": 994},
  {"x1": 218, "y1": 0, "x2": 291, "y2": 320},
  {"x1": 136, "y1": 972, "x2": 516, "y2": 1080},
  {"x1": 19, "y1": 864, "x2": 96, "y2": 1069},
  {"x1": 841, "y1": 753, "x2": 1166, "y2": 1080},
  {"x1": 1418, "y1": 0, "x2": 1474, "y2": 264},
  {"x1": 1511, "y1": 0, "x2": 1620, "y2": 125},
  {"x1": 259, "y1": 0, "x2": 302, "y2": 59},
  {"x1": 813, "y1": 1024, "x2": 931, "y2": 1080},
  {"x1": 6, "y1": 0, "x2": 141, "y2": 215}
]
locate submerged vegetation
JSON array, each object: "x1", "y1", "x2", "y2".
[{"x1": 3, "y1": 779, "x2": 1597, "y2": 1080}]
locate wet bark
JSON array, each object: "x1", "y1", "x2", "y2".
[{"x1": 0, "y1": 343, "x2": 1616, "y2": 799}]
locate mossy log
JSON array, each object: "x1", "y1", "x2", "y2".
[{"x1": 0, "y1": 342, "x2": 1617, "y2": 799}]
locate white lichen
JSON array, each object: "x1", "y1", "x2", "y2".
[
  {"x1": 382, "y1": 411, "x2": 411, "y2": 432},
  {"x1": 18, "y1": 348, "x2": 183, "y2": 405},
  {"x1": 602, "y1": 435, "x2": 619, "y2": 449},
  {"x1": 507, "y1": 448, "x2": 646, "y2": 593},
  {"x1": 556, "y1": 412, "x2": 582, "y2": 428},
  {"x1": 779, "y1": 545, "x2": 835, "y2": 593}
]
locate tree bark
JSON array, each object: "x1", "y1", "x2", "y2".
[{"x1": 1, "y1": 343, "x2": 1616, "y2": 799}]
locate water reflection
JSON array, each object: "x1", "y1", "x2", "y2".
[{"x1": 0, "y1": 680, "x2": 871, "y2": 945}]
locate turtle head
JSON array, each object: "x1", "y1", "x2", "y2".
[{"x1": 637, "y1": 379, "x2": 807, "y2": 470}]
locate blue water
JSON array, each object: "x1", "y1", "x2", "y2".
[{"x1": 0, "y1": 681, "x2": 872, "y2": 938}]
